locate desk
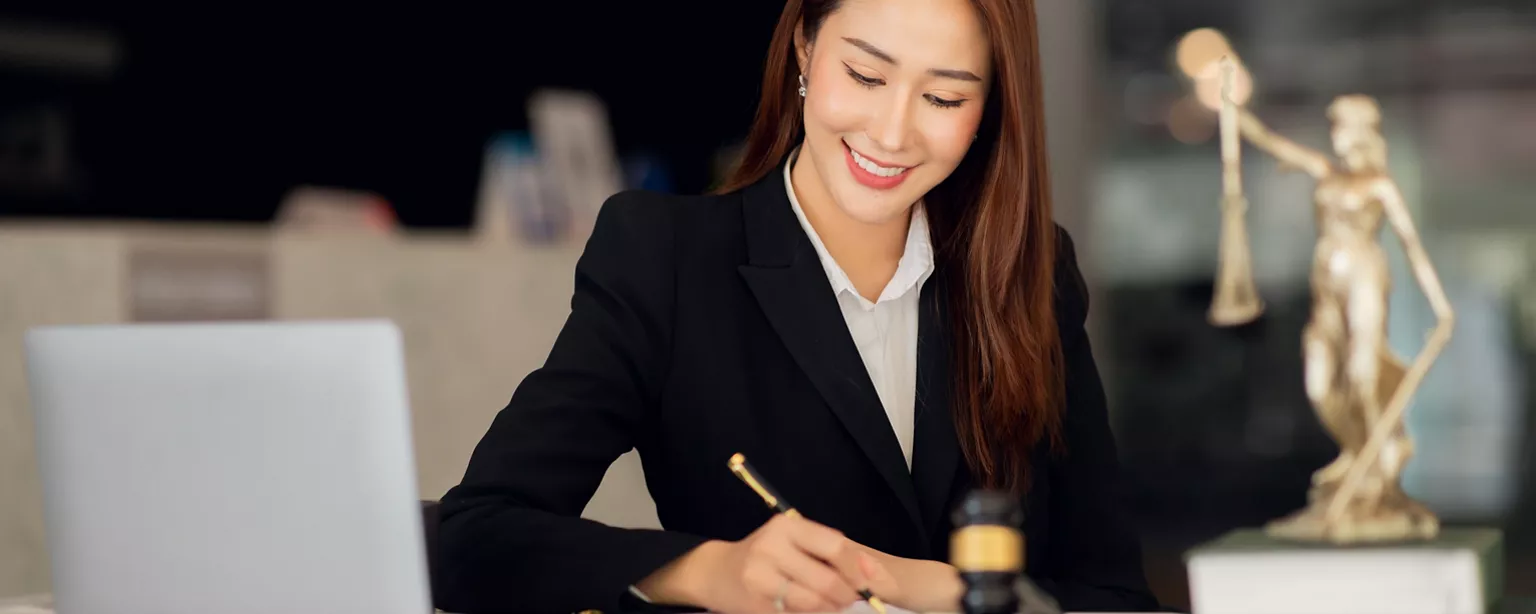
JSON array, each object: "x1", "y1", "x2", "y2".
[{"x1": 4, "y1": 593, "x2": 1532, "y2": 614}]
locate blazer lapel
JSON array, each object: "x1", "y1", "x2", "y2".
[
  {"x1": 736, "y1": 168, "x2": 926, "y2": 539},
  {"x1": 910, "y1": 273, "x2": 962, "y2": 536}
]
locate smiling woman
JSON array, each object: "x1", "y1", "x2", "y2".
[
  {"x1": 719, "y1": 0, "x2": 1063, "y2": 503},
  {"x1": 435, "y1": 1, "x2": 1161, "y2": 613}
]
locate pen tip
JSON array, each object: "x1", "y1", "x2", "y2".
[
  {"x1": 865, "y1": 594, "x2": 887, "y2": 614},
  {"x1": 728, "y1": 452, "x2": 745, "y2": 467}
]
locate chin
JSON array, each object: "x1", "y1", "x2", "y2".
[{"x1": 828, "y1": 182, "x2": 922, "y2": 225}]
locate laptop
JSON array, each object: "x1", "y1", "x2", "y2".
[{"x1": 24, "y1": 320, "x2": 432, "y2": 614}]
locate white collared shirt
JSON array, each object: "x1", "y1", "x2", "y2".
[{"x1": 783, "y1": 152, "x2": 935, "y2": 469}]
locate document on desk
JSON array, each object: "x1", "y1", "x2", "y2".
[
  {"x1": 826, "y1": 601, "x2": 1153, "y2": 614},
  {"x1": 729, "y1": 606, "x2": 1144, "y2": 614}
]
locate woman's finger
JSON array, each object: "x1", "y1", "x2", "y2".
[
  {"x1": 857, "y1": 551, "x2": 901, "y2": 601},
  {"x1": 783, "y1": 580, "x2": 837, "y2": 612},
  {"x1": 768, "y1": 535, "x2": 861, "y2": 606},
  {"x1": 744, "y1": 562, "x2": 834, "y2": 614},
  {"x1": 741, "y1": 557, "x2": 783, "y2": 600},
  {"x1": 782, "y1": 515, "x2": 850, "y2": 562},
  {"x1": 783, "y1": 518, "x2": 871, "y2": 595}
]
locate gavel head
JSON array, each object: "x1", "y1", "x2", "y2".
[{"x1": 950, "y1": 490, "x2": 1025, "y2": 614}]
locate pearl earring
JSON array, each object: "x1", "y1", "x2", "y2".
[{"x1": 798, "y1": 75, "x2": 807, "y2": 97}]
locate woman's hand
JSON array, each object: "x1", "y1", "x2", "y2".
[
  {"x1": 854, "y1": 547, "x2": 964, "y2": 613},
  {"x1": 636, "y1": 513, "x2": 893, "y2": 613}
]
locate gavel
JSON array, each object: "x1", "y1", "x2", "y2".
[{"x1": 950, "y1": 491, "x2": 1061, "y2": 614}]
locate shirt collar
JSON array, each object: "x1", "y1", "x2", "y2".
[{"x1": 783, "y1": 148, "x2": 935, "y2": 310}]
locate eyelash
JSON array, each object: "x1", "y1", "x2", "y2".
[{"x1": 842, "y1": 63, "x2": 966, "y2": 109}]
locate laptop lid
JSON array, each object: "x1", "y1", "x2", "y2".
[{"x1": 24, "y1": 319, "x2": 430, "y2": 614}]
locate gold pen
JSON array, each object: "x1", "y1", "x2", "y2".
[{"x1": 727, "y1": 453, "x2": 889, "y2": 614}]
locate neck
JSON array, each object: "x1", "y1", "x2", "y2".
[{"x1": 790, "y1": 145, "x2": 912, "y2": 301}]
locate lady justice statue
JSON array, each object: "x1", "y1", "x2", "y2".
[{"x1": 1206, "y1": 58, "x2": 1456, "y2": 543}]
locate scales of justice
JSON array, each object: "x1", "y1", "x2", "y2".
[{"x1": 1201, "y1": 55, "x2": 1456, "y2": 544}]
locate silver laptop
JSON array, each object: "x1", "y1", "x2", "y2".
[{"x1": 24, "y1": 320, "x2": 431, "y2": 614}]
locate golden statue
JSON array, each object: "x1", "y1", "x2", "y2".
[{"x1": 1206, "y1": 57, "x2": 1455, "y2": 543}]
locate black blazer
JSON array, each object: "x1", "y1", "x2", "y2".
[{"x1": 436, "y1": 164, "x2": 1159, "y2": 614}]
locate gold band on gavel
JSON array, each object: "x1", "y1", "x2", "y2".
[{"x1": 949, "y1": 525, "x2": 1024, "y2": 572}]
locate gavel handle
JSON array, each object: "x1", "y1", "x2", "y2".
[{"x1": 1015, "y1": 576, "x2": 1063, "y2": 614}]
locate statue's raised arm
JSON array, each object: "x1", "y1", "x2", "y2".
[{"x1": 1237, "y1": 109, "x2": 1334, "y2": 180}]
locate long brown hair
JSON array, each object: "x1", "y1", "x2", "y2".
[{"x1": 716, "y1": 0, "x2": 1064, "y2": 493}]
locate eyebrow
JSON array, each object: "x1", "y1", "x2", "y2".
[{"x1": 841, "y1": 36, "x2": 984, "y2": 83}]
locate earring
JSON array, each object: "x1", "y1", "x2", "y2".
[{"x1": 798, "y1": 75, "x2": 808, "y2": 97}]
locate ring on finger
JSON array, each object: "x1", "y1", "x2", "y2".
[{"x1": 774, "y1": 577, "x2": 789, "y2": 613}]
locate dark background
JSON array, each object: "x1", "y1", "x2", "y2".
[{"x1": 0, "y1": 2, "x2": 788, "y2": 226}]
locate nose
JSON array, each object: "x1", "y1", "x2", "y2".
[{"x1": 867, "y1": 91, "x2": 913, "y2": 154}]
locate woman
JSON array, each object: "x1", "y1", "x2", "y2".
[{"x1": 436, "y1": 0, "x2": 1160, "y2": 612}]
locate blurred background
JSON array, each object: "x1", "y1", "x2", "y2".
[{"x1": 2, "y1": 0, "x2": 1534, "y2": 610}]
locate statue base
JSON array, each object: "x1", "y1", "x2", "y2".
[
  {"x1": 1185, "y1": 527, "x2": 1504, "y2": 614},
  {"x1": 1264, "y1": 452, "x2": 1440, "y2": 544},
  {"x1": 1265, "y1": 490, "x2": 1439, "y2": 544}
]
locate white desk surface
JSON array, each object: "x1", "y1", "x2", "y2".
[{"x1": 0, "y1": 593, "x2": 1155, "y2": 614}]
